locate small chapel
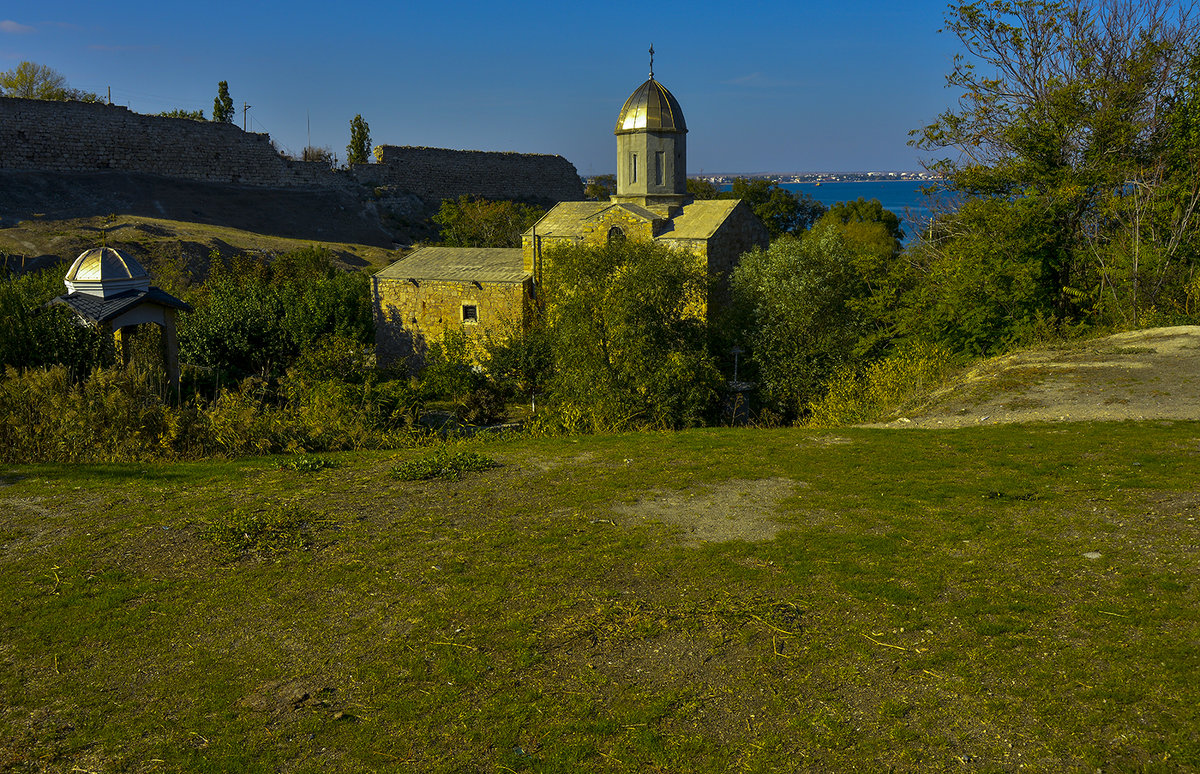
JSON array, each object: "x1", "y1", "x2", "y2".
[{"x1": 372, "y1": 55, "x2": 769, "y2": 367}]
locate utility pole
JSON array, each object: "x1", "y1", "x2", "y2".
[{"x1": 242, "y1": 102, "x2": 251, "y2": 131}]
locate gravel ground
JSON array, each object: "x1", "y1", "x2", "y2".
[{"x1": 875, "y1": 325, "x2": 1200, "y2": 428}]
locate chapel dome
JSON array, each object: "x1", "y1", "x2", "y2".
[
  {"x1": 614, "y1": 78, "x2": 687, "y2": 135},
  {"x1": 64, "y1": 247, "x2": 151, "y2": 298}
]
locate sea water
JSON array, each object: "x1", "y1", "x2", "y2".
[{"x1": 721, "y1": 179, "x2": 955, "y2": 240}]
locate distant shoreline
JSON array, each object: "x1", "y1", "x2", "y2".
[{"x1": 696, "y1": 173, "x2": 943, "y2": 185}]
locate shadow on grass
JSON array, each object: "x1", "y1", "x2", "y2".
[{"x1": 5, "y1": 460, "x2": 246, "y2": 486}]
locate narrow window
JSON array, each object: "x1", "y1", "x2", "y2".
[
  {"x1": 607, "y1": 226, "x2": 626, "y2": 244},
  {"x1": 655, "y1": 151, "x2": 664, "y2": 186},
  {"x1": 462, "y1": 304, "x2": 478, "y2": 323},
  {"x1": 630, "y1": 153, "x2": 637, "y2": 183}
]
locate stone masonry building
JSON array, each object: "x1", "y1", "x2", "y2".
[{"x1": 373, "y1": 61, "x2": 769, "y2": 367}]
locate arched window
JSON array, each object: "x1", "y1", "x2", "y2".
[{"x1": 607, "y1": 226, "x2": 626, "y2": 244}]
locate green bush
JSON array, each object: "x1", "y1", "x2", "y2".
[
  {"x1": 730, "y1": 227, "x2": 869, "y2": 421},
  {"x1": 391, "y1": 447, "x2": 499, "y2": 481},
  {"x1": 291, "y1": 334, "x2": 374, "y2": 383},
  {"x1": 455, "y1": 386, "x2": 507, "y2": 426},
  {"x1": 200, "y1": 371, "x2": 423, "y2": 456},
  {"x1": 806, "y1": 343, "x2": 953, "y2": 427},
  {"x1": 201, "y1": 506, "x2": 329, "y2": 556},
  {"x1": 537, "y1": 240, "x2": 721, "y2": 433},
  {"x1": 0, "y1": 363, "x2": 424, "y2": 463},
  {"x1": 0, "y1": 266, "x2": 110, "y2": 373},
  {"x1": 480, "y1": 317, "x2": 553, "y2": 399},
  {"x1": 432, "y1": 196, "x2": 545, "y2": 248},
  {"x1": 179, "y1": 248, "x2": 373, "y2": 380},
  {"x1": 0, "y1": 364, "x2": 199, "y2": 462},
  {"x1": 417, "y1": 329, "x2": 484, "y2": 401}
]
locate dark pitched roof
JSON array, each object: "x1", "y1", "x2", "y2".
[{"x1": 49, "y1": 287, "x2": 191, "y2": 324}]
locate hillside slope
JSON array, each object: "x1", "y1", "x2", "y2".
[
  {"x1": 0, "y1": 169, "x2": 433, "y2": 261},
  {"x1": 884, "y1": 326, "x2": 1200, "y2": 427},
  {"x1": 0, "y1": 213, "x2": 403, "y2": 283}
]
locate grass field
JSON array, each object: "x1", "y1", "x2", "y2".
[{"x1": 2, "y1": 422, "x2": 1198, "y2": 772}]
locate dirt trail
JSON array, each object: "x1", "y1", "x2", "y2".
[{"x1": 878, "y1": 325, "x2": 1200, "y2": 428}]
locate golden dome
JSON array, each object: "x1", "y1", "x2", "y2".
[
  {"x1": 614, "y1": 78, "x2": 687, "y2": 135},
  {"x1": 64, "y1": 247, "x2": 151, "y2": 298}
]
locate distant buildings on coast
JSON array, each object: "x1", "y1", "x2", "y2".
[
  {"x1": 695, "y1": 171, "x2": 941, "y2": 185},
  {"x1": 583, "y1": 170, "x2": 942, "y2": 188}
]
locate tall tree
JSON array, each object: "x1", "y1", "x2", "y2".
[
  {"x1": 433, "y1": 196, "x2": 545, "y2": 248},
  {"x1": 686, "y1": 178, "x2": 721, "y2": 200},
  {"x1": 730, "y1": 226, "x2": 869, "y2": 420},
  {"x1": 0, "y1": 61, "x2": 95, "y2": 101},
  {"x1": 178, "y1": 247, "x2": 372, "y2": 380},
  {"x1": 912, "y1": 0, "x2": 1200, "y2": 332},
  {"x1": 540, "y1": 240, "x2": 720, "y2": 431},
  {"x1": 0, "y1": 61, "x2": 66, "y2": 99},
  {"x1": 346, "y1": 114, "x2": 371, "y2": 165},
  {"x1": 212, "y1": 81, "x2": 234, "y2": 124},
  {"x1": 815, "y1": 198, "x2": 909, "y2": 356},
  {"x1": 584, "y1": 174, "x2": 616, "y2": 201}
]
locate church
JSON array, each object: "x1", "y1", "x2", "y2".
[{"x1": 372, "y1": 58, "x2": 769, "y2": 367}]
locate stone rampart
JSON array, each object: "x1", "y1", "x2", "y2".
[
  {"x1": 357, "y1": 146, "x2": 582, "y2": 203},
  {"x1": 0, "y1": 97, "x2": 339, "y2": 188},
  {"x1": 0, "y1": 98, "x2": 583, "y2": 202}
]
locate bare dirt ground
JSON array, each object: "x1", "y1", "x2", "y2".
[
  {"x1": 612, "y1": 477, "x2": 799, "y2": 545},
  {"x1": 878, "y1": 325, "x2": 1200, "y2": 428}
]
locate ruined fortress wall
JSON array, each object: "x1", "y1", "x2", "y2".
[
  {"x1": 0, "y1": 98, "x2": 583, "y2": 202},
  {"x1": 0, "y1": 97, "x2": 339, "y2": 188},
  {"x1": 358, "y1": 145, "x2": 583, "y2": 203}
]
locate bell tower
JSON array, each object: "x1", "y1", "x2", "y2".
[{"x1": 612, "y1": 45, "x2": 688, "y2": 212}]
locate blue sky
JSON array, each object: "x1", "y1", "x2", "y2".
[{"x1": 1, "y1": 0, "x2": 963, "y2": 174}]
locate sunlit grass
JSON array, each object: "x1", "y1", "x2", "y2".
[{"x1": 2, "y1": 422, "x2": 1199, "y2": 770}]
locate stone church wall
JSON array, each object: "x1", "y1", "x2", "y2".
[
  {"x1": 373, "y1": 274, "x2": 531, "y2": 368},
  {"x1": 0, "y1": 97, "x2": 583, "y2": 202}
]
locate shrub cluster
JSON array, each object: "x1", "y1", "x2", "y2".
[
  {"x1": 806, "y1": 343, "x2": 953, "y2": 427},
  {"x1": 1, "y1": 265, "x2": 110, "y2": 374},
  {"x1": 179, "y1": 247, "x2": 373, "y2": 382},
  {"x1": 0, "y1": 364, "x2": 423, "y2": 463},
  {"x1": 201, "y1": 506, "x2": 329, "y2": 557},
  {"x1": 391, "y1": 447, "x2": 499, "y2": 481}
]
